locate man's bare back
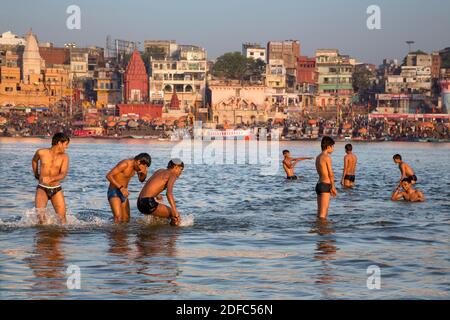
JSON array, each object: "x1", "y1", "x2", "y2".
[
  {"x1": 344, "y1": 154, "x2": 357, "y2": 175},
  {"x1": 139, "y1": 169, "x2": 173, "y2": 199}
]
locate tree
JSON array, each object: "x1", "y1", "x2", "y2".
[
  {"x1": 212, "y1": 52, "x2": 265, "y2": 81},
  {"x1": 352, "y1": 67, "x2": 373, "y2": 102}
]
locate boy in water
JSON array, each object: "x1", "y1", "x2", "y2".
[
  {"x1": 393, "y1": 154, "x2": 417, "y2": 185},
  {"x1": 315, "y1": 136, "x2": 337, "y2": 219},
  {"x1": 137, "y1": 159, "x2": 184, "y2": 226},
  {"x1": 32, "y1": 132, "x2": 70, "y2": 224},
  {"x1": 282, "y1": 150, "x2": 313, "y2": 180},
  {"x1": 391, "y1": 178, "x2": 425, "y2": 202},
  {"x1": 106, "y1": 153, "x2": 151, "y2": 223},
  {"x1": 341, "y1": 144, "x2": 357, "y2": 188}
]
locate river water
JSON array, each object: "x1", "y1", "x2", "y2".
[{"x1": 0, "y1": 137, "x2": 449, "y2": 299}]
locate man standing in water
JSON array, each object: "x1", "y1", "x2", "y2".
[
  {"x1": 315, "y1": 136, "x2": 337, "y2": 219},
  {"x1": 106, "y1": 153, "x2": 151, "y2": 223},
  {"x1": 391, "y1": 178, "x2": 425, "y2": 202},
  {"x1": 393, "y1": 154, "x2": 417, "y2": 185},
  {"x1": 341, "y1": 144, "x2": 357, "y2": 188},
  {"x1": 32, "y1": 132, "x2": 70, "y2": 224},
  {"x1": 137, "y1": 159, "x2": 184, "y2": 226},
  {"x1": 282, "y1": 150, "x2": 313, "y2": 180}
]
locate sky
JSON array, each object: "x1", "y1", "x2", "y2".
[{"x1": 1, "y1": 0, "x2": 449, "y2": 65}]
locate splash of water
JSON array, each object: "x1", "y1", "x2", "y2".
[
  {"x1": 0, "y1": 207, "x2": 109, "y2": 229},
  {"x1": 179, "y1": 214, "x2": 195, "y2": 227},
  {"x1": 140, "y1": 213, "x2": 195, "y2": 227}
]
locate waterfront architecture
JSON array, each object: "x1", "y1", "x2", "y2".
[
  {"x1": 242, "y1": 43, "x2": 266, "y2": 62},
  {"x1": 0, "y1": 31, "x2": 26, "y2": 46},
  {"x1": 22, "y1": 30, "x2": 44, "y2": 84},
  {"x1": 94, "y1": 67, "x2": 121, "y2": 108},
  {"x1": 123, "y1": 49, "x2": 148, "y2": 103},
  {"x1": 296, "y1": 55, "x2": 317, "y2": 93},
  {"x1": 147, "y1": 41, "x2": 207, "y2": 115},
  {"x1": 267, "y1": 40, "x2": 300, "y2": 92},
  {"x1": 207, "y1": 80, "x2": 287, "y2": 126},
  {"x1": 315, "y1": 49, "x2": 355, "y2": 108}
]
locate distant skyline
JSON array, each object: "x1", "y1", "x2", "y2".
[{"x1": 1, "y1": 0, "x2": 449, "y2": 64}]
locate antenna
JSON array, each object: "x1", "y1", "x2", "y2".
[{"x1": 406, "y1": 41, "x2": 415, "y2": 53}]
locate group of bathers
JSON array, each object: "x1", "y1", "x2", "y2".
[{"x1": 107, "y1": 187, "x2": 159, "y2": 215}]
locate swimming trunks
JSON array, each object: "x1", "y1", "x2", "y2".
[
  {"x1": 287, "y1": 175, "x2": 298, "y2": 180},
  {"x1": 107, "y1": 187, "x2": 127, "y2": 203},
  {"x1": 137, "y1": 197, "x2": 159, "y2": 215},
  {"x1": 315, "y1": 182, "x2": 332, "y2": 195},
  {"x1": 344, "y1": 175, "x2": 355, "y2": 182},
  {"x1": 37, "y1": 184, "x2": 62, "y2": 199}
]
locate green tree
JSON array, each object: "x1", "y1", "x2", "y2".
[
  {"x1": 212, "y1": 52, "x2": 265, "y2": 81},
  {"x1": 352, "y1": 67, "x2": 373, "y2": 101}
]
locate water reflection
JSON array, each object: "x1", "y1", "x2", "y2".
[
  {"x1": 133, "y1": 227, "x2": 181, "y2": 296},
  {"x1": 311, "y1": 219, "x2": 339, "y2": 296},
  {"x1": 25, "y1": 228, "x2": 68, "y2": 298}
]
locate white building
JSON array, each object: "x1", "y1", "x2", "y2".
[
  {"x1": 242, "y1": 43, "x2": 266, "y2": 62},
  {"x1": 0, "y1": 31, "x2": 26, "y2": 46}
]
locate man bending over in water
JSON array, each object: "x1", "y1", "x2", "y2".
[
  {"x1": 32, "y1": 132, "x2": 70, "y2": 224},
  {"x1": 106, "y1": 153, "x2": 151, "y2": 223},
  {"x1": 393, "y1": 154, "x2": 417, "y2": 185},
  {"x1": 282, "y1": 150, "x2": 313, "y2": 180},
  {"x1": 137, "y1": 159, "x2": 184, "y2": 226},
  {"x1": 341, "y1": 144, "x2": 357, "y2": 188},
  {"x1": 315, "y1": 136, "x2": 337, "y2": 220},
  {"x1": 391, "y1": 178, "x2": 425, "y2": 202}
]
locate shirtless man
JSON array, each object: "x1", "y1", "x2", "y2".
[
  {"x1": 341, "y1": 144, "x2": 357, "y2": 188},
  {"x1": 391, "y1": 178, "x2": 425, "y2": 202},
  {"x1": 137, "y1": 159, "x2": 184, "y2": 226},
  {"x1": 282, "y1": 150, "x2": 313, "y2": 180},
  {"x1": 393, "y1": 154, "x2": 417, "y2": 185},
  {"x1": 32, "y1": 132, "x2": 70, "y2": 224},
  {"x1": 106, "y1": 153, "x2": 151, "y2": 223},
  {"x1": 315, "y1": 136, "x2": 337, "y2": 219}
]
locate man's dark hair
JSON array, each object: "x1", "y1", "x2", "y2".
[
  {"x1": 135, "y1": 153, "x2": 151, "y2": 167},
  {"x1": 52, "y1": 132, "x2": 70, "y2": 146},
  {"x1": 393, "y1": 154, "x2": 402, "y2": 161},
  {"x1": 282, "y1": 150, "x2": 290, "y2": 155},
  {"x1": 402, "y1": 177, "x2": 411, "y2": 183},
  {"x1": 168, "y1": 158, "x2": 184, "y2": 169},
  {"x1": 321, "y1": 136, "x2": 335, "y2": 151},
  {"x1": 345, "y1": 144, "x2": 352, "y2": 152}
]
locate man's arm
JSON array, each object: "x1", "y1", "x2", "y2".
[
  {"x1": 47, "y1": 155, "x2": 69, "y2": 184},
  {"x1": 137, "y1": 166, "x2": 147, "y2": 183},
  {"x1": 106, "y1": 161, "x2": 129, "y2": 189},
  {"x1": 166, "y1": 174, "x2": 180, "y2": 223},
  {"x1": 326, "y1": 157, "x2": 337, "y2": 197},
  {"x1": 32, "y1": 150, "x2": 40, "y2": 180},
  {"x1": 341, "y1": 156, "x2": 348, "y2": 185},
  {"x1": 391, "y1": 188, "x2": 404, "y2": 201}
]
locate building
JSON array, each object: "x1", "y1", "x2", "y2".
[
  {"x1": 44, "y1": 66, "x2": 70, "y2": 105},
  {"x1": 265, "y1": 59, "x2": 286, "y2": 92},
  {"x1": 242, "y1": 43, "x2": 266, "y2": 62},
  {"x1": 123, "y1": 49, "x2": 148, "y2": 103},
  {"x1": 267, "y1": 40, "x2": 300, "y2": 91},
  {"x1": 94, "y1": 67, "x2": 121, "y2": 108},
  {"x1": 296, "y1": 56, "x2": 317, "y2": 92},
  {"x1": 22, "y1": 30, "x2": 44, "y2": 84},
  {"x1": 0, "y1": 31, "x2": 26, "y2": 46},
  {"x1": 148, "y1": 41, "x2": 207, "y2": 114},
  {"x1": 118, "y1": 103, "x2": 163, "y2": 119},
  {"x1": 315, "y1": 49, "x2": 355, "y2": 108},
  {"x1": 431, "y1": 52, "x2": 442, "y2": 79},
  {"x1": 208, "y1": 80, "x2": 287, "y2": 126}
]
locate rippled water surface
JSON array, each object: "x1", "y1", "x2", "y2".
[{"x1": 0, "y1": 137, "x2": 449, "y2": 299}]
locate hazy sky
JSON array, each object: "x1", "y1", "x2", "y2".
[{"x1": 1, "y1": 0, "x2": 449, "y2": 64}]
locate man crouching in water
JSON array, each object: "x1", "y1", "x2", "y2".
[
  {"x1": 32, "y1": 132, "x2": 70, "y2": 224},
  {"x1": 106, "y1": 153, "x2": 151, "y2": 223},
  {"x1": 137, "y1": 159, "x2": 184, "y2": 226},
  {"x1": 391, "y1": 178, "x2": 425, "y2": 202},
  {"x1": 315, "y1": 136, "x2": 337, "y2": 220}
]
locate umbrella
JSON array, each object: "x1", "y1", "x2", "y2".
[
  {"x1": 107, "y1": 121, "x2": 116, "y2": 127},
  {"x1": 127, "y1": 120, "x2": 139, "y2": 128},
  {"x1": 359, "y1": 128, "x2": 368, "y2": 134},
  {"x1": 419, "y1": 122, "x2": 434, "y2": 129},
  {"x1": 107, "y1": 116, "x2": 114, "y2": 122},
  {"x1": 0, "y1": 117, "x2": 7, "y2": 125},
  {"x1": 308, "y1": 119, "x2": 317, "y2": 125},
  {"x1": 26, "y1": 116, "x2": 36, "y2": 124},
  {"x1": 343, "y1": 123, "x2": 352, "y2": 130},
  {"x1": 118, "y1": 121, "x2": 127, "y2": 127}
]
